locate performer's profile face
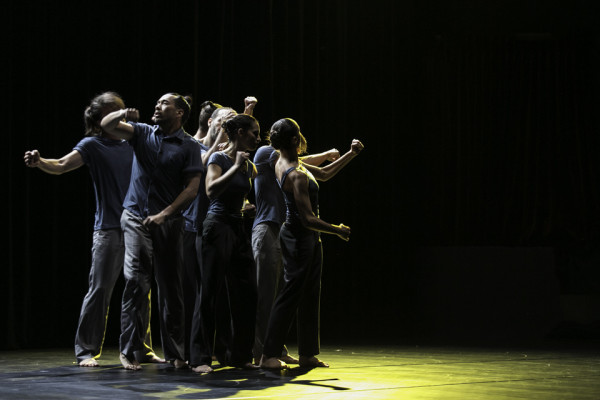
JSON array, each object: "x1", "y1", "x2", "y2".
[{"x1": 152, "y1": 94, "x2": 179, "y2": 124}]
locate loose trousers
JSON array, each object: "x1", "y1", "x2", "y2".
[
  {"x1": 251, "y1": 222, "x2": 289, "y2": 361},
  {"x1": 120, "y1": 209, "x2": 186, "y2": 362},
  {"x1": 263, "y1": 224, "x2": 322, "y2": 358},
  {"x1": 190, "y1": 213, "x2": 257, "y2": 367}
]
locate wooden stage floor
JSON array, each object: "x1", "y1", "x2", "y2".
[{"x1": 0, "y1": 344, "x2": 599, "y2": 399}]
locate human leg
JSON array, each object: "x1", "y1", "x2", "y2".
[
  {"x1": 251, "y1": 222, "x2": 286, "y2": 363},
  {"x1": 75, "y1": 229, "x2": 123, "y2": 365},
  {"x1": 297, "y1": 239, "x2": 327, "y2": 367},
  {"x1": 182, "y1": 229, "x2": 200, "y2": 361},
  {"x1": 228, "y1": 223, "x2": 258, "y2": 368},
  {"x1": 119, "y1": 210, "x2": 154, "y2": 369},
  {"x1": 190, "y1": 215, "x2": 233, "y2": 370},
  {"x1": 151, "y1": 216, "x2": 186, "y2": 364},
  {"x1": 262, "y1": 226, "x2": 316, "y2": 360}
]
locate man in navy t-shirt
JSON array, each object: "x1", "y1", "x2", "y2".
[{"x1": 101, "y1": 93, "x2": 203, "y2": 370}]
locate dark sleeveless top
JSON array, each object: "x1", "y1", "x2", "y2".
[{"x1": 279, "y1": 164, "x2": 319, "y2": 228}]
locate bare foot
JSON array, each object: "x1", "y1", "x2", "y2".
[
  {"x1": 192, "y1": 364, "x2": 213, "y2": 373},
  {"x1": 172, "y1": 359, "x2": 188, "y2": 369},
  {"x1": 260, "y1": 356, "x2": 289, "y2": 370},
  {"x1": 145, "y1": 353, "x2": 166, "y2": 363},
  {"x1": 279, "y1": 354, "x2": 299, "y2": 364},
  {"x1": 231, "y1": 362, "x2": 260, "y2": 370},
  {"x1": 299, "y1": 355, "x2": 329, "y2": 368},
  {"x1": 120, "y1": 353, "x2": 142, "y2": 370},
  {"x1": 78, "y1": 358, "x2": 99, "y2": 367}
]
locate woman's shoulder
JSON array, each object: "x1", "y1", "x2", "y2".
[{"x1": 208, "y1": 150, "x2": 228, "y2": 164}]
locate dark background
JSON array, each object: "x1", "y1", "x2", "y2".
[{"x1": 5, "y1": 0, "x2": 600, "y2": 351}]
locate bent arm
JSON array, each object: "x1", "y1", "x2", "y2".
[
  {"x1": 243, "y1": 96, "x2": 257, "y2": 116},
  {"x1": 143, "y1": 172, "x2": 202, "y2": 226},
  {"x1": 100, "y1": 109, "x2": 136, "y2": 140},
  {"x1": 302, "y1": 139, "x2": 363, "y2": 181},
  {"x1": 205, "y1": 162, "x2": 241, "y2": 200},
  {"x1": 289, "y1": 171, "x2": 350, "y2": 240},
  {"x1": 302, "y1": 150, "x2": 355, "y2": 181},
  {"x1": 161, "y1": 173, "x2": 202, "y2": 217},
  {"x1": 202, "y1": 129, "x2": 228, "y2": 165},
  {"x1": 300, "y1": 148, "x2": 339, "y2": 167},
  {"x1": 24, "y1": 149, "x2": 84, "y2": 175}
]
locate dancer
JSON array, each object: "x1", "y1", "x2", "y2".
[
  {"x1": 251, "y1": 137, "x2": 339, "y2": 364},
  {"x1": 182, "y1": 105, "x2": 236, "y2": 361},
  {"x1": 101, "y1": 93, "x2": 203, "y2": 370},
  {"x1": 190, "y1": 114, "x2": 261, "y2": 373},
  {"x1": 23, "y1": 92, "x2": 160, "y2": 367},
  {"x1": 193, "y1": 100, "x2": 221, "y2": 144},
  {"x1": 260, "y1": 118, "x2": 363, "y2": 369}
]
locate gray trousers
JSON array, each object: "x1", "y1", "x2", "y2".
[
  {"x1": 120, "y1": 209, "x2": 186, "y2": 362},
  {"x1": 74, "y1": 229, "x2": 155, "y2": 363},
  {"x1": 74, "y1": 229, "x2": 123, "y2": 363},
  {"x1": 251, "y1": 222, "x2": 288, "y2": 361}
]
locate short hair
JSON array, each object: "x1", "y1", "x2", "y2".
[
  {"x1": 198, "y1": 100, "x2": 222, "y2": 131},
  {"x1": 84, "y1": 92, "x2": 125, "y2": 137},
  {"x1": 168, "y1": 93, "x2": 193, "y2": 125}
]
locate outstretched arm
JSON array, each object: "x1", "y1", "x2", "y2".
[
  {"x1": 24, "y1": 149, "x2": 84, "y2": 175},
  {"x1": 100, "y1": 109, "x2": 138, "y2": 140},
  {"x1": 143, "y1": 172, "x2": 202, "y2": 227},
  {"x1": 303, "y1": 139, "x2": 364, "y2": 181},
  {"x1": 300, "y1": 148, "x2": 340, "y2": 166},
  {"x1": 288, "y1": 170, "x2": 351, "y2": 241}
]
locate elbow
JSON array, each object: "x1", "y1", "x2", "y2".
[
  {"x1": 99, "y1": 117, "x2": 110, "y2": 131},
  {"x1": 299, "y1": 214, "x2": 317, "y2": 229},
  {"x1": 317, "y1": 172, "x2": 331, "y2": 182},
  {"x1": 53, "y1": 160, "x2": 69, "y2": 175}
]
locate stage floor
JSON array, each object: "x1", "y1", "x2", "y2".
[{"x1": 0, "y1": 344, "x2": 599, "y2": 399}]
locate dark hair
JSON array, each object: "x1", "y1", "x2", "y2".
[
  {"x1": 168, "y1": 93, "x2": 193, "y2": 125},
  {"x1": 269, "y1": 118, "x2": 307, "y2": 153},
  {"x1": 84, "y1": 92, "x2": 125, "y2": 136},
  {"x1": 198, "y1": 100, "x2": 222, "y2": 131},
  {"x1": 222, "y1": 114, "x2": 259, "y2": 141}
]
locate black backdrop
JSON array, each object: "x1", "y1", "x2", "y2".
[{"x1": 5, "y1": 0, "x2": 600, "y2": 350}]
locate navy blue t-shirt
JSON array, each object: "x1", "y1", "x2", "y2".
[
  {"x1": 183, "y1": 141, "x2": 210, "y2": 232},
  {"x1": 74, "y1": 136, "x2": 133, "y2": 230},
  {"x1": 206, "y1": 151, "x2": 254, "y2": 217},
  {"x1": 252, "y1": 145, "x2": 285, "y2": 229},
  {"x1": 123, "y1": 123, "x2": 204, "y2": 218}
]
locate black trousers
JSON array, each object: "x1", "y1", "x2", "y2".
[
  {"x1": 182, "y1": 230, "x2": 201, "y2": 361},
  {"x1": 190, "y1": 213, "x2": 257, "y2": 366},
  {"x1": 263, "y1": 224, "x2": 322, "y2": 358}
]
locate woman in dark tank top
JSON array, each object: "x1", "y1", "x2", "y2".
[
  {"x1": 260, "y1": 118, "x2": 364, "y2": 370},
  {"x1": 190, "y1": 114, "x2": 262, "y2": 373}
]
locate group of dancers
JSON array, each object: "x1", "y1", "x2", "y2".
[{"x1": 23, "y1": 91, "x2": 364, "y2": 372}]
